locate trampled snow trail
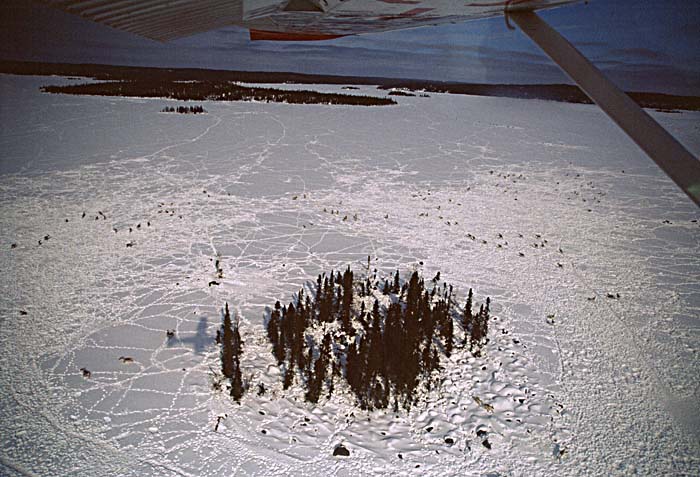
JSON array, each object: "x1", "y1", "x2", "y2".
[{"x1": 1, "y1": 74, "x2": 699, "y2": 476}]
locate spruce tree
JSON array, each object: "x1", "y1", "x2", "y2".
[
  {"x1": 269, "y1": 302, "x2": 285, "y2": 364},
  {"x1": 367, "y1": 300, "x2": 384, "y2": 379},
  {"x1": 283, "y1": 365, "x2": 294, "y2": 389},
  {"x1": 278, "y1": 305, "x2": 288, "y2": 363},
  {"x1": 221, "y1": 303, "x2": 245, "y2": 402},
  {"x1": 232, "y1": 314, "x2": 242, "y2": 356},
  {"x1": 382, "y1": 280, "x2": 390, "y2": 295},
  {"x1": 471, "y1": 304, "x2": 487, "y2": 355},
  {"x1": 305, "y1": 345, "x2": 314, "y2": 383},
  {"x1": 340, "y1": 266, "x2": 353, "y2": 332},
  {"x1": 231, "y1": 356, "x2": 244, "y2": 402},
  {"x1": 346, "y1": 341, "x2": 359, "y2": 391},
  {"x1": 421, "y1": 342, "x2": 432, "y2": 375},
  {"x1": 267, "y1": 301, "x2": 280, "y2": 344},
  {"x1": 320, "y1": 333, "x2": 333, "y2": 365},
  {"x1": 444, "y1": 313, "x2": 454, "y2": 357},
  {"x1": 327, "y1": 363, "x2": 335, "y2": 398},
  {"x1": 315, "y1": 274, "x2": 323, "y2": 312},
  {"x1": 221, "y1": 303, "x2": 234, "y2": 379},
  {"x1": 462, "y1": 288, "x2": 473, "y2": 346},
  {"x1": 311, "y1": 351, "x2": 326, "y2": 402}
]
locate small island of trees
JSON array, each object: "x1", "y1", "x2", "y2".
[
  {"x1": 388, "y1": 90, "x2": 416, "y2": 97},
  {"x1": 41, "y1": 80, "x2": 397, "y2": 106},
  {"x1": 161, "y1": 105, "x2": 206, "y2": 114},
  {"x1": 220, "y1": 265, "x2": 489, "y2": 411}
]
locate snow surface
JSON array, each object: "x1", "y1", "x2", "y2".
[{"x1": 1, "y1": 74, "x2": 699, "y2": 476}]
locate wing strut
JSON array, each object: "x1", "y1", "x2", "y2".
[{"x1": 509, "y1": 11, "x2": 700, "y2": 207}]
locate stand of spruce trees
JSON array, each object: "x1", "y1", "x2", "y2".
[{"x1": 264, "y1": 266, "x2": 490, "y2": 410}]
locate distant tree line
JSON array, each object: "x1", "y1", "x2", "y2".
[
  {"x1": 2, "y1": 60, "x2": 696, "y2": 111},
  {"x1": 263, "y1": 266, "x2": 490, "y2": 411},
  {"x1": 161, "y1": 105, "x2": 206, "y2": 114},
  {"x1": 41, "y1": 80, "x2": 397, "y2": 106}
]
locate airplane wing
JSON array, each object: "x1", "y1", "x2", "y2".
[
  {"x1": 36, "y1": 0, "x2": 700, "y2": 206},
  {"x1": 36, "y1": 0, "x2": 579, "y2": 42}
]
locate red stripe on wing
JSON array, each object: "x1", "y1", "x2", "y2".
[{"x1": 249, "y1": 30, "x2": 346, "y2": 41}]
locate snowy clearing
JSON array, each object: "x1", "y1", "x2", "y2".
[{"x1": 1, "y1": 74, "x2": 699, "y2": 476}]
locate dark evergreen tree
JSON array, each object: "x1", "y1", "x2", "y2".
[
  {"x1": 221, "y1": 303, "x2": 234, "y2": 379},
  {"x1": 421, "y1": 341, "x2": 433, "y2": 377},
  {"x1": 443, "y1": 310, "x2": 454, "y2": 357},
  {"x1": 327, "y1": 363, "x2": 335, "y2": 399},
  {"x1": 221, "y1": 302, "x2": 245, "y2": 402},
  {"x1": 231, "y1": 355, "x2": 244, "y2": 402},
  {"x1": 462, "y1": 288, "x2": 473, "y2": 346},
  {"x1": 346, "y1": 341, "x2": 359, "y2": 391},
  {"x1": 283, "y1": 365, "x2": 294, "y2": 389},
  {"x1": 340, "y1": 266, "x2": 353, "y2": 332},
  {"x1": 382, "y1": 279, "x2": 390, "y2": 295},
  {"x1": 278, "y1": 305, "x2": 288, "y2": 362},
  {"x1": 383, "y1": 302, "x2": 402, "y2": 384},
  {"x1": 320, "y1": 333, "x2": 333, "y2": 365},
  {"x1": 470, "y1": 303, "x2": 490, "y2": 356},
  {"x1": 232, "y1": 314, "x2": 242, "y2": 357},
  {"x1": 367, "y1": 300, "x2": 384, "y2": 379},
  {"x1": 305, "y1": 345, "x2": 314, "y2": 383},
  {"x1": 268, "y1": 301, "x2": 285, "y2": 364},
  {"x1": 315, "y1": 274, "x2": 323, "y2": 312}
]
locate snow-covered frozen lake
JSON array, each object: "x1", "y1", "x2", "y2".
[{"x1": 1, "y1": 74, "x2": 699, "y2": 476}]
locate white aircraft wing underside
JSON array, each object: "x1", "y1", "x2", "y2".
[{"x1": 37, "y1": 0, "x2": 580, "y2": 41}]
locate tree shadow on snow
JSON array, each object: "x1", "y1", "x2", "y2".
[{"x1": 167, "y1": 316, "x2": 212, "y2": 355}]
